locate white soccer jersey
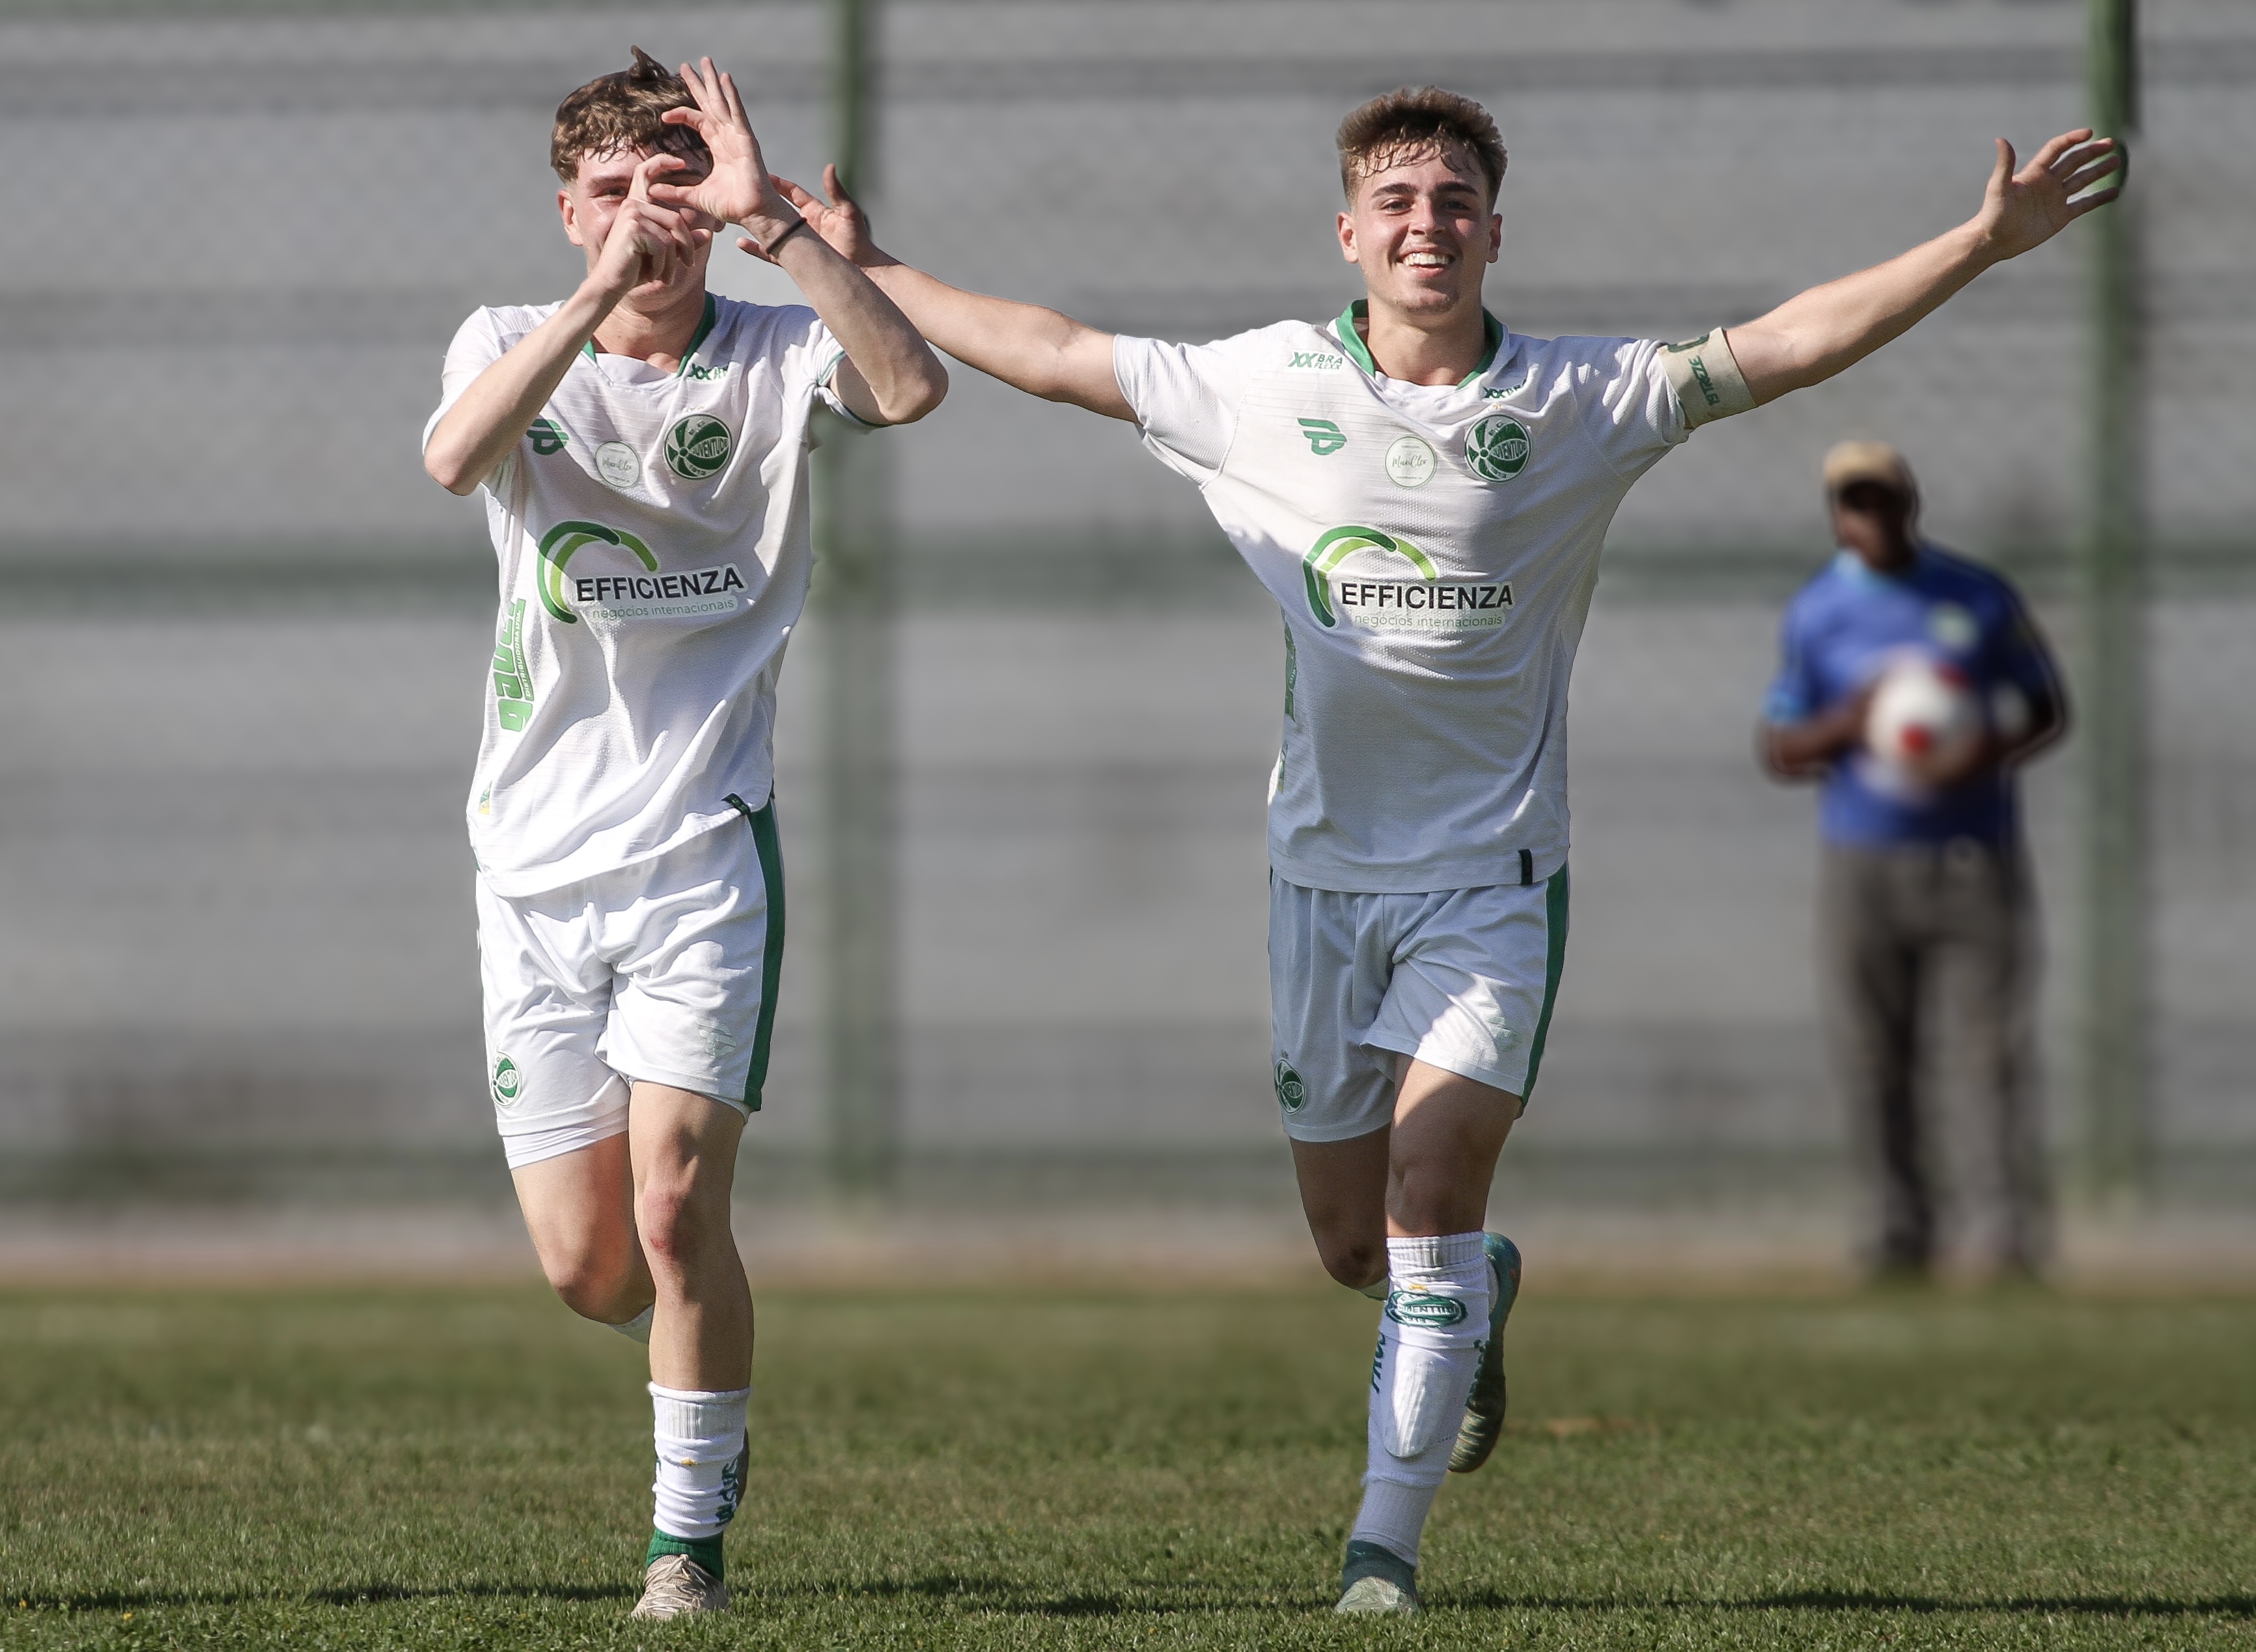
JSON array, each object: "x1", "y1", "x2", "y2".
[
  {"x1": 427, "y1": 296, "x2": 868, "y2": 897},
  {"x1": 1114, "y1": 303, "x2": 1691, "y2": 895}
]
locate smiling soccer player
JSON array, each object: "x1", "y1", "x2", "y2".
[
  {"x1": 769, "y1": 85, "x2": 2120, "y2": 1612},
  {"x1": 421, "y1": 49, "x2": 944, "y2": 1620}
]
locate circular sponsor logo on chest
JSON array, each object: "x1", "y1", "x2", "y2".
[
  {"x1": 665, "y1": 414, "x2": 733, "y2": 481},
  {"x1": 594, "y1": 441, "x2": 641, "y2": 490},
  {"x1": 1466, "y1": 415, "x2": 1531, "y2": 482},
  {"x1": 1385, "y1": 433, "x2": 1437, "y2": 488}
]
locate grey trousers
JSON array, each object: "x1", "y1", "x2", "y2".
[{"x1": 1818, "y1": 841, "x2": 2050, "y2": 1273}]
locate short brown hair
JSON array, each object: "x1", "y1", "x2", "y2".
[
  {"x1": 550, "y1": 46, "x2": 709, "y2": 184},
  {"x1": 1337, "y1": 87, "x2": 1507, "y2": 206}
]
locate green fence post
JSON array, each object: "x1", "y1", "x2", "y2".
[
  {"x1": 816, "y1": 0, "x2": 898, "y2": 1198},
  {"x1": 2076, "y1": 0, "x2": 2151, "y2": 1203}
]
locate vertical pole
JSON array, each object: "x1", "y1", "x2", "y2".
[
  {"x1": 2076, "y1": 0, "x2": 2149, "y2": 1201},
  {"x1": 817, "y1": 0, "x2": 898, "y2": 1197}
]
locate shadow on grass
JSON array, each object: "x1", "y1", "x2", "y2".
[
  {"x1": 22, "y1": 1581, "x2": 635, "y2": 1612},
  {"x1": 25, "y1": 1577, "x2": 2256, "y2": 1623},
  {"x1": 1451, "y1": 1588, "x2": 2256, "y2": 1621}
]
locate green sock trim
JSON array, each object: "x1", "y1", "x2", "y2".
[{"x1": 647, "y1": 1529, "x2": 724, "y2": 1581}]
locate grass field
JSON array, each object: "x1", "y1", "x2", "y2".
[{"x1": 3, "y1": 1285, "x2": 2253, "y2": 1649}]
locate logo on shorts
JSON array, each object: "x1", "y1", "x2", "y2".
[
  {"x1": 1274, "y1": 1057, "x2": 1307, "y2": 1112},
  {"x1": 665, "y1": 414, "x2": 732, "y2": 481},
  {"x1": 491, "y1": 1056, "x2": 522, "y2": 1108},
  {"x1": 1466, "y1": 415, "x2": 1530, "y2": 482},
  {"x1": 1385, "y1": 1289, "x2": 1469, "y2": 1328}
]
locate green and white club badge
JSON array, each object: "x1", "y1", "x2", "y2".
[
  {"x1": 665, "y1": 414, "x2": 733, "y2": 481},
  {"x1": 1466, "y1": 415, "x2": 1531, "y2": 482},
  {"x1": 1274, "y1": 1057, "x2": 1307, "y2": 1112},
  {"x1": 491, "y1": 1055, "x2": 523, "y2": 1107}
]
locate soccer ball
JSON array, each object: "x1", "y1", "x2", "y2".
[{"x1": 1865, "y1": 653, "x2": 1981, "y2": 770}]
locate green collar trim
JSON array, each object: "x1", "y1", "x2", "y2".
[
  {"x1": 1335, "y1": 300, "x2": 1505, "y2": 387},
  {"x1": 676, "y1": 294, "x2": 719, "y2": 377},
  {"x1": 578, "y1": 294, "x2": 717, "y2": 371},
  {"x1": 1336, "y1": 300, "x2": 1378, "y2": 374}
]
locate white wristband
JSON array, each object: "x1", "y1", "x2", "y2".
[{"x1": 1660, "y1": 328, "x2": 1756, "y2": 428}]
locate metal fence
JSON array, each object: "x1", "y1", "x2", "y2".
[{"x1": 1, "y1": 0, "x2": 2249, "y2": 1231}]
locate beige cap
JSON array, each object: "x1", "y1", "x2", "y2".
[{"x1": 1822, "y1": 440, "x2": 1917, "y2": 498}]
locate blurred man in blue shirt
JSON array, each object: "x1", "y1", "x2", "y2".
[{"x1": 1762, "y1": 441, "x2": 2068, "y2": 1280}]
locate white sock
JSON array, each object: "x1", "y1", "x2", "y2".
[
  {"x1": 650, "y1": 1384, "x2": 751, "y2": 1541},
  {"x1": 1349, "y1": 1232, "x2": 1492, "y2": 1568},
  {"x1": 609, "y1": 1306, "x2": 654, "y2": 1344}
]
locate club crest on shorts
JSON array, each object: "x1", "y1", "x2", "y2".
[
  {"x1": 665, "y1": 414, "x2": 733, "y2": 481},
  {"x1": 1386, "y1": 1289, "x2": 1469, "y2": 1328},
  {"x1": 1466, "y1": 415, "x2": 1531, "y2": 482},
  {"x1": 1274, "y1": 1057, "x2": 1307, "y2": 1112},
  {"x1": 491, "y1": 1055, "x2": 523, "y2": 1108}
]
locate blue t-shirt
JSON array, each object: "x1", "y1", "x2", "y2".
[{"x1": 1763, "y1": 544, "x2": 2062, "y2": 848}]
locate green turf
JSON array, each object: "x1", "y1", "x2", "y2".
[{"x1": 3, "y1": 1285, "x2": 2253, "y2": 1648}]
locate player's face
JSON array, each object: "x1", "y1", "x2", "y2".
[
  {"x1": 1830, "y1": 483, "x2": 1917, "y2": 568},
  {"x1": 559, "y1": 147, "x2": 717, "y2": 300},
  {"x1": 1337, "y1": 145, "x2": 1501, "y2": 318}
]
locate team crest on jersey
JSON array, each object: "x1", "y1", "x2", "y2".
[
  {"x1": 665, "y1": 414, "x2": 733, "y2": 481},
  {"x1": 1466, "y1": 415, "x2": 1531, "y2": 482},
  {"x1": 1301, "y1": 525, "x2": 1514, "y2": 633}
]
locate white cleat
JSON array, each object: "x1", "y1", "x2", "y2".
[
  {"x1": 629, "y1": 1552, "x2": 729, "y2": 1619},
  {"x1": 1335, "y1": 1540, "x2": 1420, "y2": 1614}
]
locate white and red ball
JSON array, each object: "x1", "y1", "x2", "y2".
[{"x1": 1865, "y1": 653, "x2": 1982, "y2": 770}]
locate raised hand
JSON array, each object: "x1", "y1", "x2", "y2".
[
  {"x1": 1972, "y1": 129, "x2": 2124, "y2": 264},
  {"x1": 753, "y1": 166, "x2": 887, "y2": 267},
  {"x1": 647, "y1": 57, "x2": 796, "y2": 243},
  {"x1": 589, "y1": 154, "x2": 709, "y2": 301}
]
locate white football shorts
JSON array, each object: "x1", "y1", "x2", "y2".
[
  {"x1": 1267, "y1": 868, "x2": 1569, "y2": 1143},
  {"x1": 477, "y1": 794, "x2": 785, "y2": 1169}
]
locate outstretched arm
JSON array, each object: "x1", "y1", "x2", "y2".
[
  {"x1": 649, "y1": 58, "x2": 946, "y2": 426},
  {"x1": 1727, "y1": 130, "x2": 2123, "y2": 406},
  {"x1": 762, "y1": 166, "x2": 1133, "y2": 422}
]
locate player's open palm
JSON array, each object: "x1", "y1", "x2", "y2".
[
  {"x1": 1975, "y1": 130, "x2": 2123, "y2": 262},
  {"x1": 763, "y1": 167, "x2": 882, "y2": 267},
  {"x1": 650, "y1": 57, "x2": 783, "y2": 231}
]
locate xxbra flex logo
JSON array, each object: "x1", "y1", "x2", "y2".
[
  {"x1": 535, "y1": 519, "x2": 746, "y2": 623},
  {"x1": 1301, "y1": 525, "x2": 1514, "y2": 633}
]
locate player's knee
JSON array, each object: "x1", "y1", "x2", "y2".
[
  {"x1": 634, "y1": 1177, "x2": 721, "y2": 1274},
  {"x1": 542, "y1": 1244, "x2": 639, "y2": 1323},
  {"x1": 1318, "y1": 1233, "x2": 1386, "y2": 1292}
]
